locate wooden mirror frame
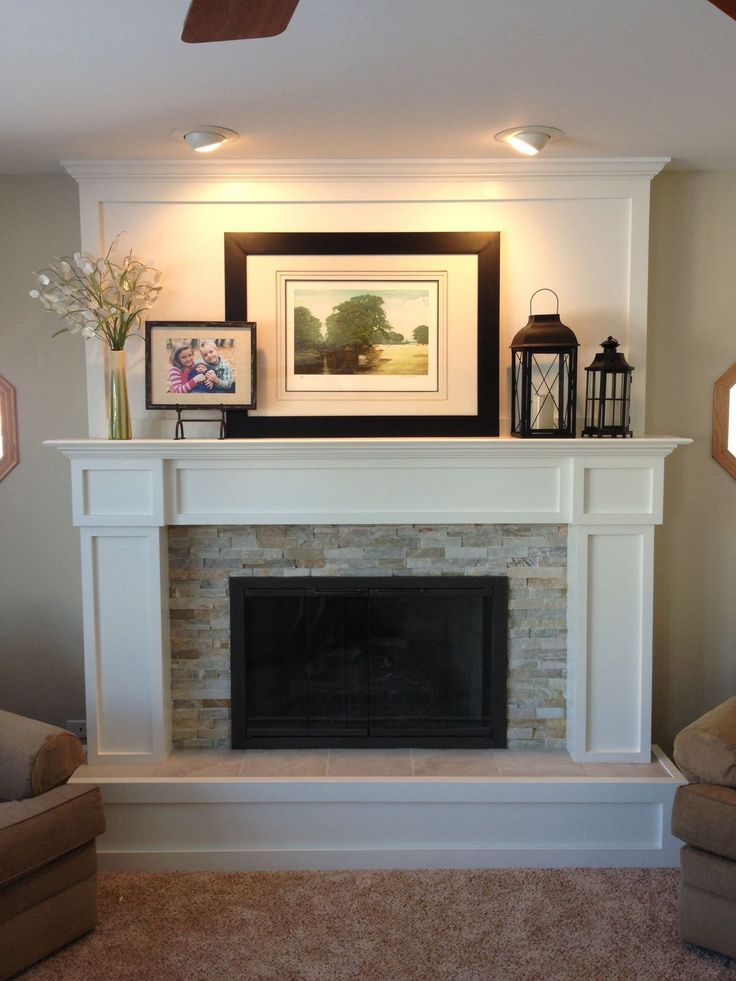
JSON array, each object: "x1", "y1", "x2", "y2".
[
  {"x1": 712, "y1": 362, "x2": 736, "y2": 480},
  {"x1": 0, "y1": 375, "x2": 19, "y2": 480}
]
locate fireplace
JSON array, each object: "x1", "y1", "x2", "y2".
[
  {"x1": 48, "y1": 436, "x2": 687, "y2": 764},
  {"x1": 229, "y1": 576, "x2": 508, "y2": 749}
]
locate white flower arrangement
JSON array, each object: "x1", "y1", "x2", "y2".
[{"x1": 30, "y1": 236, "x2": 162, "y2": 351}]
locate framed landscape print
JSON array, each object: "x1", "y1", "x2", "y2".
[
  {"x1": 145, "y1": 321, "x2": 256, "y2": 409},
  {"x1": 223, "y1": 232, "x2": 499, "y2": 437}
]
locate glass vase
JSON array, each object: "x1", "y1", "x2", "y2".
[{"x1": 107, "y1": 349, "x2": 132, "y2": 440}]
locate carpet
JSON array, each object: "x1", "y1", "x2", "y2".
[{"x1": 20, "y1": 868, "x2": 736, "y2": 980}]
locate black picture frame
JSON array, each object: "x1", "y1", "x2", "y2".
[
  {"x1": 224, "y1": 232, "x2": 499, "y2": 438},
  {"x1": 145, "y1": 321, "x2": 256, "y2": 410}
]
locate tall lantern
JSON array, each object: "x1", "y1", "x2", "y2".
[
  {"x1": 511, "y1": 289, "x2": 579, "y2": 438},
  {"x1": 582, "y1": 336, "x2": 634, "y2": 438}
]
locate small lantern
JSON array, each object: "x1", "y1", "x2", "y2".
[
  {"x1": 511, "y1": 289, "x2": 579, "y2": 438},
  {"x1": 582, "y1": 336, "x2": 634, "y2": 438}
]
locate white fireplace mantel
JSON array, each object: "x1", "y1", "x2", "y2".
[{"x1": 48, "y1": 436, "x2": 688, "y2": 766}]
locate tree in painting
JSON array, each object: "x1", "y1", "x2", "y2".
[
  {"x1": 324, "y1": 294, "x2": 393, "y2": 372},
  {"x1": 412, "y1": 324, "x2": 429, "y2": 345},
  {"x1": 293, "y1": 305, "x2": 324, "y2": 372}
]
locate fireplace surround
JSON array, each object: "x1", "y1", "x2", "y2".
[
  {"x1": 168, "y1": 523, "x2": 564, "y2": 751},
  {"x1": 49, "y1": 435, "x2": 688, "y2": 767}
]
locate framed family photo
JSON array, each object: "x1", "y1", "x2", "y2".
[
  {"x1": 223, "y1": 231, "x2": 500, "y2": 438},
  {"x1": 145, "y1": 321, "x2": 256, "y2": 410}
]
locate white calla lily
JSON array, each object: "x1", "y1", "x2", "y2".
[{"x1": 30, "y1": 233, "x2": 162, "y2": 351}]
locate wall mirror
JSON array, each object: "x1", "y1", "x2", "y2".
[
  {"x1": 712, "y1": 362, "x2": 736, "y2": 480},
  {"x1": 0, "y1": 375, "x2": 18, "y2": 480},
  {"x1": 0, "y1": 375, "x2": 19, "y2": 481}
]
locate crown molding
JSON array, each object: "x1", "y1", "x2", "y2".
[{"x1": 61, "y1": 157, "x2": 670, "y2": 184}]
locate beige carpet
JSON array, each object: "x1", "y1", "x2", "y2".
[{"x1": 21, "y1": 868, "x2": 736, "y2": 980}]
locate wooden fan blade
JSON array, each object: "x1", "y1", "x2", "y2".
[
  {"x1": 182, "y1": 0, "x2": 300, "y2": 42},
  {"x1": 706, "y1": 0, "x2": 736, "y2": 20}
]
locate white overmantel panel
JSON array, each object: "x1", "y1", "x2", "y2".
[
  {"x1": 64, "y1": 157, "x2": 668, "y2": 441},
  {"x1": 48, "y1": 437, "x2": 687, "y2": 766}
]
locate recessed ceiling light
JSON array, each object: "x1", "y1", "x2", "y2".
[
  {"x1": 495, "y1": 126, "x2": 562, "y2": 156},
  {"x1": 175, "y1": 126, "x2": 239, "y2": 153}
]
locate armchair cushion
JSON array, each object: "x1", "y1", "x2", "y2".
[
  {"x1": 0, "y1": 710, "x2": 85, "y2": 800},
  {"x1": 0, "y1": 785, "x2": 105, "y2": 889},
  {"x1": 673, "y1": 696, "x2": 736, "y2": 788},
  {"x1": 671, "y1": 783, "x2": 736, "y2": 861}
]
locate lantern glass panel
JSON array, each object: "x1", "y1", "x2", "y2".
[{"x1": 530, "y1": 353, "x2": 561, "y2": 431}]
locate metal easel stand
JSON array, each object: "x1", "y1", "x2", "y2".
[{"x1": 174, "y1": 405, "x2": 228, "y2": 440}]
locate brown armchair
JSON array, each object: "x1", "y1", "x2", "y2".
[
  {"x1": 671, "y1": 696, "x2": 736, "y2": 961},
  {"x1": 0, "y1": 710, "x2": 106, "y2": 980}
]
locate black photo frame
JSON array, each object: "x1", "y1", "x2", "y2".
[
  {"x1": 145, "y1": 320, "x2": 256, "y2": 410},
  {"x1": 224, "y1": 231, "x2": 499, "y2": 438}
]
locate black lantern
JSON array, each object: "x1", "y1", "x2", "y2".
[
  {"x1": 511, "y1": 289, "x2": 579, "y2": 438},
  {"x1": 582, "y1": 336, "x2": 634, "y2": 438}
]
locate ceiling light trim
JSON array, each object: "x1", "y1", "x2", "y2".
[
  {"x1": 495, "y1": 127, "x2": 563, "y2": 155},
  {"x1": 172, "y1": 126, "x2": 239, "y2": 153}
]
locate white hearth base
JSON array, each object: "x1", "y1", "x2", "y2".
[
  {"x1": 71, "y1": 747, "x2": 684, "y2": 871},
  {"x1": 49, "y1": 437, "x2": 688, "y2": 765}
]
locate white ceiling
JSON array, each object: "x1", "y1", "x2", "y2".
[{"x1": 1, "y1": 0, "x2": 735, "y2": 175}]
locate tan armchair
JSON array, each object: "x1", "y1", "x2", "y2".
[
  {"x1": 0, "y1": 710, "x2": 106, "y2": 980},
  {"x1": 671, "y1": 696, "x2": 736, "y2": 961}
]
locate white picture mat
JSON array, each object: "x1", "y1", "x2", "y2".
[
  {"x1": 281, "y1": 274, "x2": 442, "y2": 394},
  {"x1": 247, "y1": 254, "x2": 477, "y2": 417}
]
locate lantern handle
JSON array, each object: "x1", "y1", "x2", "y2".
[{"x1": 529, "y1": 288, "x2": 559, "y2": 316}]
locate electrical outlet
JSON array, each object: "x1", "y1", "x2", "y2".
[{"x1": 66, "y1": 719, "x2": 87, "y2": 741}]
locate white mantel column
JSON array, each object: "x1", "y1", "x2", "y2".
[{"x1": 48, "y1": 437, "x2": 688, "y2": 765}]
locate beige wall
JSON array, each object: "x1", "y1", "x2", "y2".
[
  {"x1": 648, "y1": 171, "x2": 736, "y2": 752},
  {"x1": 0, "y1": 175, "x2": 87, "y2": 727},
  {"x1": 1, "y1": 169, "x2": 733, "y2": 749}
]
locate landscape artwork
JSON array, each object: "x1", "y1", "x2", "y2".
[{"x1": 283, "y1": 278, "x2": 441, "y2": 393}]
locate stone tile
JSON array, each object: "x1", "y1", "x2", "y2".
[
  {"x1": 495, "y1": 749, "x2": 586, "y2": 777},
  {"x1": 327, "y1": 749, "x2": 413, "y2": 777},
  {"x1": 239, "y1": 750, "x2": 328, "y2": 777},
  {"x1": 411, "y1": 749, "x2": 500, "y2": 777}
]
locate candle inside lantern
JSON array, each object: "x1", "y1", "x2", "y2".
[{"x1": 533, "y1": 393, "x2": 556, "y2": 430}]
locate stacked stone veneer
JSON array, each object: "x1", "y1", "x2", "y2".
[{"x1": 168, "y1": 524, "x2": 568, "y2": 750}]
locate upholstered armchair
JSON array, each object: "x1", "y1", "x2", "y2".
[
  {"x1": 671, "y1": 696, "x2": 736, "y2": 960},
  {"x1": 0, "y1": 710, "x2": 106, "y2": 979}
]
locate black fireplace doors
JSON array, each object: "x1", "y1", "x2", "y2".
[{"x1": 229, "y1": 577, "x2": 507, "y2": 749}]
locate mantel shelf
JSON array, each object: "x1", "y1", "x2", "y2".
[{"x1": 46, "y1": 436, "x2": 690, "y2": 462}]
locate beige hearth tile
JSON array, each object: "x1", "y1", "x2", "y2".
[
  {"x1": 238, "y1": 750, "x2": 329, "y2": 777},
  {"x1": 411, "y1": 749, "x2": 500, "y2": 777},
  {"x1": 73, "y1": 762, "x2": 162, "y2": 778},
  {"x1": 327, "y1": 749, "x2": 413, "y2": 777},
  {"x1": 156, "y1": 750, "x2": 246, "y2": 777},
  {"x1": 495, "y1": 750, "x2": 586, "y2": 777},
  {"x1": 581, "y1": 756, "x2": 672, "y2": 779}
]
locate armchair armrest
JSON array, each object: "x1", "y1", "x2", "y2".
[
  {"x1": 0, "y1": 710, "x2": 85, "y2": 800},
  {"x1": 673, "y1": 696, "x2": 736, "y2": 787}
]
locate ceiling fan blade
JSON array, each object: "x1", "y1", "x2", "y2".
[
  {"x1": 706, "y1": 0, "x2": 736, "y2": 19},
  {"x1": 182, "y1": 0, "x2": 300, "y2": 42}
]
